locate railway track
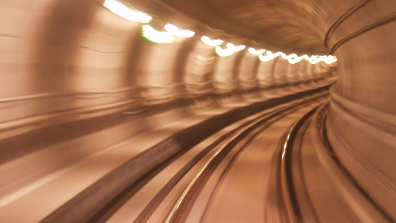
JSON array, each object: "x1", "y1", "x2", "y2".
[{"x1": 89, "y1": 91, "x2": 361, "y2": 223}]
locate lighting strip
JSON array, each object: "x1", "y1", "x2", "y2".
[
  {"x1": 104, "y1": 1, "x2": 337, "y2": 64},
  {"x1": 215, "y1": 46, "x2": 234, "y2": 57},
  {"x1": 226, "y1": 43, "x2": 246, "y2": 51},
  {"x1": 104, "y1": 0, "x2": 152, "y2": 23},
  {"x1": 201, "y1": 36, "x2": 224, "y2": 46},
  {"x1": 259, "y1": 52, "x2": 276, "y2": 62},
  {"x1": 142, "y1": 25, "x2": 174, "y2": 43},
  {"x1": 164, "y1": 24, "x2": 195, "y2": 38},
  {"x1": 248, "y1": 48, "x2": 266, "y2": 55}
]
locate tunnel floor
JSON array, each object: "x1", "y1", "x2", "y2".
[{"x1": 0, "y1": 79, "x2": 381, "y2": 222}]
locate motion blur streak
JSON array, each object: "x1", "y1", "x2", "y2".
[
  {"x1": 142, "y1": 25, "x2": 174, "y2": 43},
  {"x1": 215, "y1": 46, "x2": 234, "y2": 57},
  {"x1": 226, "y1": 43, "x2": 246, "y2": 51},
  {"x1": 164, "y1": 24, "x2": 195, "y2": 38},
  {"x1": 0, "y1": 0, "x2": 395, "y2": 222},
  {"x1": 103, "y1": 0, "x2": 152, "y2": 23},
  {"x1": 201, "y1": 36, "x2": 224, "y2": 46},
  {"x1": 248, "y1": 48, "x2": 266, "y2": 55}
]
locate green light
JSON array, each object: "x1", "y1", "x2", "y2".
[
  {"x1": 215, "y1": 46, "x2": 234, "y2": 57},
  {"x1": 142, "y1": 25, "x2": 174, "y2": 43}
]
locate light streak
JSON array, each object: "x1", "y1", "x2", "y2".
[
  {"x1": 215, "y1": 46, "x2": 234, "y2": 57},
  {"x1": 201, "y1": 36, "x2": 224, "y2": 46},
  {"x1": 164, "y1": 24, "x2": 195, "y2": 38},
  {"x1": 226, "y1": 43, "x2": 246, "y2": 51},
  {"x1": 104, "y1": 0, "x2": 152, "y2": 23},
  {"x1": 248, "y1": 48, "x2": 266, "y2": 55},
  {"x1": 142, "y1": 25, "x2": 174, "y2": 43}
]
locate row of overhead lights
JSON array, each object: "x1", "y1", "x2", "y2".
[{"x1": 104, "y1": 0, "x2": 337, "y2": 64}]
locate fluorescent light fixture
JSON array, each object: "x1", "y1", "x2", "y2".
[
  {"x1": 201, "y1": 36, "x2": 224, "y2": 46},
  {"x1": 226, "y1": 43, "x2": 246, "y2": 51},
  {"x1": 286, "y1": 54, "x2": 303, "y2": 64},
  {"x1": 215, "y1": 46, "x2": 234, "y2": 57},
  {"x1": 324, "y1": 55, "x2": 337, "y2": 64},
  {"x1": 104, "y1": 0, "x2": 152, "y2": 23},
  {"x1": 259, "y1": 52, "x2": 275, "y2": 62},
  {"x1": 269, "y1": 51, "x2": 287, "y2": 59},
  {"x1": 266, "y1": 51, "x2": 280, "y2": 57},
  {"x1": 164, "y1": 24, "x2": 195, "y2": 38},
  {"x1": 307, "y1": 55, "x2": 322, "y2": 64},
  {"x1": 142, "y1": 25, "x2": 174, "y2": 43},
  {"x1": 259, "y1": 51, "x2": 337, "y2": 64},
  {"x1": 248, "y1": 48, "x2": 265, "y2": 55}
]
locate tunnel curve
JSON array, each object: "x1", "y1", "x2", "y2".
[{"x1": 1, "y1": 0, "x2": 396, "y2": 222}]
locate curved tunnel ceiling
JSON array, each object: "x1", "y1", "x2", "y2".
[
  {"x1": 129, "y1": 0, "x2": 330, "y2": 54},
  {"x1": 2, "y1": 0, "x2": 396, "y2": 221}
]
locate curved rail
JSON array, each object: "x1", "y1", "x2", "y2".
[
  {"x1": 88, "y1": 91, "x2": 329, "y2": 223},
  {"x1": 165, "y1": 95, "x2": 327, "y2": 223},
  {"x1": 280, "y1": 106, "x2": 319, "y2": 223}
]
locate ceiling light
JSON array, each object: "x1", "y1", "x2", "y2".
[
  {"x1": 215, "y1": 46, "x2": 234, "y2": 57},
  {"x1": 201, "y1": 36, "x2": 224, "y2": 46},
  {"x1": 324, "y1": 55, "x2": 337, "y2": 64},
  {"x1": 259, "y1": 52, "x2": 275, "y2": 62},
  {"x1": 307, "y1": 55, "x2": 322, "y2": 64},
  {"x1": 226, "y1": 43, "x2": 246, "y2": 51},
  {"x1": 164, "y1": 24, "x2": 195, "y2": 38},
  {"x1": 286, "y1": 54, "x2": 303, "y2": 64},
  {"x1": 142, "y1": 25, "x2": 174, "y2": 43},
  {"x1": 104, "y1": 0, "x2": 152, "y2": 23},
  {"x1": 248, "y1": 48, "x2": 265, "y2": 55}
]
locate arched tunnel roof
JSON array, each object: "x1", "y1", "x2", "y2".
[
  {"x1": 149, "y1": 0, "x2": 330, "y2": 54},
  {"x1": 1, "y1": 0, "x2": 396, "y2": 222},
  {"x1": 122, "y1": 0, "x2": 336, "y2": 54}
]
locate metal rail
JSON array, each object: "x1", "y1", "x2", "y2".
[
  {"x1": 280, "y1": 106, "x2": 319, "y2": 223},
  {"x1": 89, "y1": 91, "x2": 329, "y2": 223},
  {"x1": 165, "y1": 95, "x2": 327, "y2": 223}
]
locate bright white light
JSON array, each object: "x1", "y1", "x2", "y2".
[
  {"x1": 307, "y1": 55, "x2": 322, "y2": 64},
  {"x1": 201, "y1": 36, "x2": 224, "y2": 46},
  {"x1": 264, "y1": 51, "x2": 285, "y2": 58},
  {"x1": 142, "y1": 25, "x2": 174, "y2": 43},
  {"x1": 278, "y1": 52, "x2": 288, "y2": 59},
  {"x1": 259, "y1": 51, "x2": 337, "y2": 64},
  {"x1": 286, "y1": 54, "x2": 303, "y2": 64},
  {"x1": 302, "y1": 54, "x2": 337, "y2": 64},
  {"x1": 164, "y1": 24, "x2": 195, "y2": 38},
  {"x1": 259, "y1": 51, "x2": 276, "y2": 62},
  {"x1": 248, "y1": 48, "x2": 265, "y2": 55},
  {"x1": 226, "y1": 43, "x2": 246, "y2": 51},
  {"x1": 104, "y1": 0, "x2": 152, "y2": 23},
  {"x1": 215, "y1": 46, "x2": 234, "y2": 57},
  {"x1": 324, "y1": 55, "x2": 337, "y2": 64},
  {"x1": 265, "y1": 51, "x2": 274, "y2": 56}
]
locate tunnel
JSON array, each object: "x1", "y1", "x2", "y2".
[{"x1": 0, "y1": 0, "x2": 395, "y2": 222}]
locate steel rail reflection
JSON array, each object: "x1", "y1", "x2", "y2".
[
  {"x1": 280, "y1": 106, "x2": 319, "y2": 223},
  {"x1": 165, "y1": 93, "x2": 328, "y2": 223}
]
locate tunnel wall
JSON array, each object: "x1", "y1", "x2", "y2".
[
  {"x1": 325, "y1": 0, "x2": 396, "y2": 220},
  {"x1": 0, "y1": 0, "x2": 333, "y2": 202},
  {"x1": 1, "y1": 0, "x2": 392, "y2": 220}
]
